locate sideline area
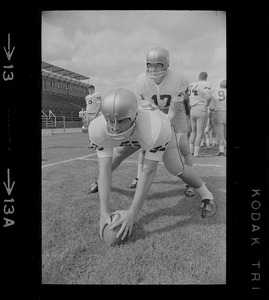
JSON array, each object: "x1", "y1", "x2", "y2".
[{"x1": 42, "y1": 127, "x2": 83, "y2": 135}]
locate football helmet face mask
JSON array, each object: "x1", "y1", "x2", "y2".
[
  {"x1": 146, "y1": 47, "x2": 170, "y2": 79},
  {"x1": 101, "y1": 88, "x2": 138, "y2": 140},
  {"x1": 91, "y1": 92, "x2": 102, "y2": 103}
]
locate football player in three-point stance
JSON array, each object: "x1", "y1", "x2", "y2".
[
  {"x1": 188, "y1": 72, "x2": 212, "y2": 157},
  {"x1": 88, "y1": 88, "x2": 216, "y2": 240},
  {"x1": 88, "y1": 88, "x2": 215, "y2": 241}
]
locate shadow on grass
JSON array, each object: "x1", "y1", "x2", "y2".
[
  {"x1": 152, "y1": 180, "x2": 183, "y2": 185},
  {"x1": 111, "y1": 186, "x2": 185, "y2": 201},
  {"x1": 127, "y1": 198, "x2": 224, "y2": 245},
  {"x1": 111, "y1": 175, "x2": 226, "y2": 245}
]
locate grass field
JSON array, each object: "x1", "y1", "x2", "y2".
[{"x1": 42, "y1": 131, "x2": 226, "y2": 285}]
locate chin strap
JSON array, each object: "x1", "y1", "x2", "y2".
[
  {"x1": 105, "y1": 114, "x2": 137, "y2": 141},
  {"x1": 146, "y1": 69, "x2": 168, "y2": 79}
]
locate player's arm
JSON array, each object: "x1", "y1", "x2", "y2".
[
  {"x1": 205, "y1": 89, "x2": 212, "y2": 107},
  {"x1": 130, "y1": 157, "x2": 158, "y2": 214},
  {"x1": 167, "y1": 90, "x2": 186, "y2": 121},
  {"x1": 110, "y1": 138, "x2": 169, "y2": 240},
  {"x1": 135, "y1": 77, "x2": 154, "y2": 109},
  {"x1": 139, "y1": 94, "x2": 155, "y2": 109},
  {"x1": 94, "y1": 148, "x2": 114, "y2": 239},
  {"x1": 201, "y1": 85, "x2": 212, "y2": 106},
  {"x1": 110, "y1": 157, "x2": 159, "y2": 240}
]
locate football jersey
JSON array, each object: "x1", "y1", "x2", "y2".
[
  {"x1": 189, "y1": 80, "x2": 211, "y2": 107},
  {"x1": 135, "y1": 69, "x2": 189, "y2": 113},
  {"x1": 85, "y1": 92, "x2": 101, "y2": 113},
  {"x1": 211, "y1": 88, "x2": 226, "y2": 111},
  {"x1": 88, "y1": 107, "x2": 172, "y2": 162}
]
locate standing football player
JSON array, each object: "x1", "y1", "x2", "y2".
[
  {"x1": 80, "y1": 85, "x2": 102, "y2": 148},
  {"x1": 127, "y1": 47, "x2": 195, "y2": 197},
  {"x1": 88, "y1": 88, "x2": 216, "y2": 241},
  {"x1": 188, "y1": 72, "x2": 212, "y2": 157},
  {"x1": 210, "y1": 80, "x2": 226, "y2": 156},
  {"x1": 82, "y1": 85, "x2": 102, "y2": 132}
]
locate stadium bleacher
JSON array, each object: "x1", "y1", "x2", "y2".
[
  {"x1": 42, "y1": 92, "x2": 85, "y2": 118},
  {"x1": 42, "y1": 61, "x2": 90, "y2": 129}
]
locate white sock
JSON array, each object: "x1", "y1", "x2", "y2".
[
  {"x1": 219, "y1": 145, "x2": 225, "y2": 153},
  {"x1": 194, "y1": 146, "x2": 200, "y2": 156},
  {"x1": 206, "y1": 138, "x2": 210, "y2": 146},
  {"x1": 195, "y1": 183, "x2": 213, "y2": 200},
  {"x1": 189, "y1": 143, "x2": 194, "y2": 154},
  {"x1": 137, "y1": 162, "x2": 143, "y2": 179}
]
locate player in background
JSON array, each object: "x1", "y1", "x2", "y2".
[
  {"x1": 210, "y1": 80, "x2": 226, "y2": 156},
  {"x1": 81, "y1": 85, "x2": 102, "y2": 132},
  {"x1": 199, "y1": 103, "x2": 215, "y2": 149},
  {"x1": 188, "y1": 72, "x2": 212, "y2": 157},
  {"x1": 79, "y1": 85, "x2": 102, "y2": 148},
  {"x1": 203, "y1": 100, "x2": 217, "y2": 148},
  {"x1": 88, "y1": 88, "x2": 216, "y2": 241},
  {"x1": 128, "y1": 47, "x2": 195, "y2": 197}
]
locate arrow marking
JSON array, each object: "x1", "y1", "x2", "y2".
[
  {"x1": 3, "y1": 34, "x2": 15, "y2": 61},
  {"x1": 3, "y1": 168, "x2": 15, "y2": 196}
]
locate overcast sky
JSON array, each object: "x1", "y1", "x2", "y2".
[{"x1": 42, "y1": 10, "x2": 226, "y2": 96}]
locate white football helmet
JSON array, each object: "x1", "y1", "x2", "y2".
[
  {"x1": 220, "y1": 80, "x2": 226, "y2": 88},
  {"x1": 101, "y1": 88, "x2": 138, "y2": 140},
  {"x1": 146, "y1": 47, "x2": 170, "y2": 79}
]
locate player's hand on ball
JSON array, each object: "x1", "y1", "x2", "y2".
[
  {"x1": 81, "y1": 125, "x2": 88, "y2": 133},
  {"x1": 99, "y1": 211, "x2": 112, "y2": 240},
  {"x1": 109, "y1": 209, "x2": 136, "y2": 241}
]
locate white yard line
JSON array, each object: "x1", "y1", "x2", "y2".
[
  {"x1": 73, "y1": 157, "x2": 224, "y2": 167},
  {"x1": 42, "y1": 153, "x2": 97, "y2": 169},
  {"x1": 42, "y1": 154, "x2": 225, "y2": 169}
]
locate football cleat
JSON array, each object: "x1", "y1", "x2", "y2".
[
  {"x1": 128, "y1": 177, "x2": 138, "y2": 189},
  {"x1": 215, "y1": 152, "x2": 225, "y2": 156},
  {"x1": 201, "y1": 199, "x2": 216, "y2": 218},
  {"x1": 87, "y1": 182, "x2": 98, "y2": 194},
  {"x1": 184, "y1": 185, "x2": 195, "y2": 197}
]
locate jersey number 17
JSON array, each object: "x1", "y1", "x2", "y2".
[{"x1": 151, "y1": 94, "x2": 172, "y2": 108}]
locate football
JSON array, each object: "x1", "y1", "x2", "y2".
[
  {"x1": 81, "y1": 125, "x2": 88, "y2": 133},
  {"x1": 103, "y1": 213, "x2": 122, "y2": 246}
]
